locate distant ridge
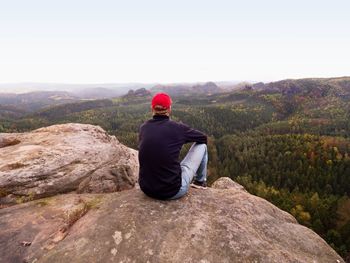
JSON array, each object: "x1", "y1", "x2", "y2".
[{"x1": 150, "y1": 81, "x2": 223, "y2": 96}]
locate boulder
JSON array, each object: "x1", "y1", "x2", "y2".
[
  {"x1": 0, "y1": 123, "x2": 138, "y2": 205},
  {"x1": 0, "y1": 178, "x2": 343, "y2": 263},
  {"x1": 211, "y1": 176, "x2": 247, "y2": 191}
]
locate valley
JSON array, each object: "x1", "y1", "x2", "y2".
[{"x1": 1, "y1": 76, "x2": 350, "y2": 259}]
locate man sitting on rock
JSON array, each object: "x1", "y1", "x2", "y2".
[{"x1": 138, "y1": 93, "x2": 208, "y2": 200}]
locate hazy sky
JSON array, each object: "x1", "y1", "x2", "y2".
[{"x1": 0, "y1": 0, "x2": 349, "y2": 83}]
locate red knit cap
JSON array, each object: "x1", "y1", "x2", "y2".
[{"x1": 151, "y1": 93, "x2": 172, "y2": 109}]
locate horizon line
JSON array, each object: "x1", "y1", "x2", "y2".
[{"x1": 0, "y1": 75, "x2": 349, "y2": 86}]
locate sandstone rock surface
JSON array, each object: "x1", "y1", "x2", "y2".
[
  {"x1": 0, "y1": 178, "x2": 343, "y2": 263},
  {"x1": 211, "y1": 176, "x2": 247, "y2": 191},
  {"x1": 0, "y1": 123, "x2": 138, "y2": 205}
]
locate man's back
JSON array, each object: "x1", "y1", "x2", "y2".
[{"x1": 138, "y1": 115, "x2": 207, "y2": 199}]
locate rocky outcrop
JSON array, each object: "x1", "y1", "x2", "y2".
[
  {"x1": 0, "y1": 178, "x2": 343, "y2": 263},
  {"x1": 211, "y1": 176, "x2": 247, "y2": 191},
  {"x1": 124, "y1": 88, "x2": 151, "y2": 98},
  {"x1": 0, "y1": 124, "x2": 344, "y2": 262},
  {"x1": 192, "y1": 81, "x2": 222, "y2": 94},
  {"x1": 0, "y1": 123, "x2": 138, "y2": 205}
]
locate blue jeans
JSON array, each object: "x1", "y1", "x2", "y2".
[{"x1": 169, "y1": 143, "x2": 208, "y2": 200}]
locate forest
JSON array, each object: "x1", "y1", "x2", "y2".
[{"x1": 1, "y1": 77, "x2": 350, "y2": 259}]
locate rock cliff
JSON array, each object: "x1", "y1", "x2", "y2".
[
  {"x1": 0, "y1": 123, "x2": 138, "y2": 205},
  {"x1": 0, "y1": 178, "x2": 343, "y2": 263},
  {"x1": 0, "y1": 124, "x2": 344, "y2": 262}
]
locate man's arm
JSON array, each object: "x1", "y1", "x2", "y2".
[{"x1": 182, "y1": 123, "x2": 207, "y2": 144}]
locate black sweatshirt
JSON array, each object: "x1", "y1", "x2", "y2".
[{"x1": 138, "y1": 115, "x2": 207, "y2": 199}]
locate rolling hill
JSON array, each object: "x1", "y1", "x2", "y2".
[{"x1": 1, "y1": 76, "x2": 350, "y2": 258}]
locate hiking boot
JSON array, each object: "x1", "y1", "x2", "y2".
[{"x1": 190, "y1": 180, "x2": 207, "y2": 189}]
